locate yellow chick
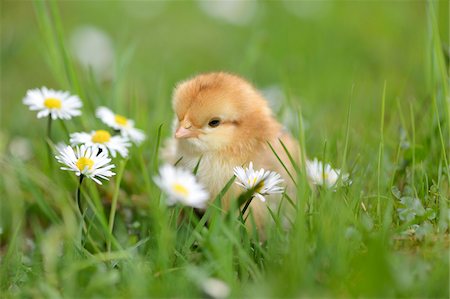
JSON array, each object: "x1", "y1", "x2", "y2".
[{"x1": 162, "y1": 72, "x2": 299, "y2": 231}]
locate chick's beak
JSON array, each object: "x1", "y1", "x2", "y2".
[
  {"x1": 175, "y1": 126, "x2": 194, "y2": 139},
  {"x1": 175, "y1": 117, "x2": 200, "y2": 139}
]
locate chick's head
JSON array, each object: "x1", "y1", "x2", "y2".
[{"x1": 172, "y1": 72, "x2": 280, "y2": 154}]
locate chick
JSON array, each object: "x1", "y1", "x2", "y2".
[{"x1": 163, "y1": 72, "x2": 299, "y2": 231}]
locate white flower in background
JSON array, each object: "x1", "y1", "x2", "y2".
[
  {"x1": 260, "y1": 84, "x2": 301, "y2": 131},
  {"x1": 96, "y1": 106, "x2": 146, "y2": 145},
  {"x1": 306, "y1": 158, "x2": 349, "y2": 188},
  {"x1": 70, "y1": 130, "x2": 131, "y2": 158},
  {"x1": 198, "y1": 0, "x2": 257, "y2": 25},
  {"x1": 233, "y1": 162, "x2": 284, "y2": 202},
  {"x1": 8, "y1": 137, "x2": 32, "y2": 160},
  {"x1": 154, "y1": 164, "x2": 209, "y2": 209},
  {"x1": 201, "y1": 278, "x2": 230, "y2": 299},
  {"x1": 70, "y1": 25, "x2": 114, "y2": 81},
  {"x1": 23, "y1": 87, "x2": 82, "y2": 120},
  {"x1": 261, "y1": 85, "x2": 284, "y2": 114},
  {"x1": 282, "y1": 0, "x2": 331, "y2": 20},
  {"x1": 55, "y1": 144, "x2": 115, "y2": 185}
]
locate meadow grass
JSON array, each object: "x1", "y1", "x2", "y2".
[{"x1": 1, "y1": 1, "x2": 449, "y2": 298}]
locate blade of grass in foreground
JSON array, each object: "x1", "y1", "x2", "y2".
[
  {"x1": 151, "y1": 124, "x2": 164, "y2": 173},
  {"x1": 377, "y1": 81, "x2": 386, "y2": 220},
  {"x1": 340, "y1": 86, "x2": 353, "y2": 182},
  {"x1": 183, "y1": 175, "x2": 236, "y2": 251},
  {"x1": 107, "y1": 159, "x2": 127, "y2": 252},
  {"x1": 409, "y1": 103, "x2": 417, "y2": 194},
  {"x1": 432, "y1": 95, "x2": 450, "y2": 186},
  {"x1": 33, "y1": 0, "x2": 87, "y2": 130},
  {"x1": 427, "y1": 0, "x2": 450, "y2": 141},
  {"x1": 47, "y1": 0, "x2": 82, "y2": 96},
  {"x1": 278, "y1": 138, "x2": 301, "y2": 174},
  {"x1": 296, "y1": 105, "x2": 308, "y2": 178},
  {"x1": 267, "y1": 141, "x2": 297, "y2": 187},
  {"x1": 33, "y1": 0, "x2": 62, "y2": 84},
  {"x1": 193, "y1": 155, "x2": 203, "y2": 175},
  {"x1": 138, "y1": 124, "x2": 163, "y2": 196}
]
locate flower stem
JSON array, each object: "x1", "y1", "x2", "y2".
[
  {"x1": 46, "y1": 115, "x2": 53, "y2": 168},
  {"x1": 241, "y1": 196, "x2": 254, "y2": 220},
  {"x1": 59, "y1": 119, "x2": 70, "y2": 138},
  {"x1": 47, "y1": 115, "x2": 53, "y2": 141},
  {"x1": 76, "y1": 175, "x2": 89, "y2": 248},
  {"x1": 76, "y1": 175, "x2": 84, "y2": 215},
  {"x1": 107, "y1": 159, "x2": 126, "y2": 252}
]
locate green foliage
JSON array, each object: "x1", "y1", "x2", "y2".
[{"x1": 1, "y1": 0, "x2": 449, "y2": 298}]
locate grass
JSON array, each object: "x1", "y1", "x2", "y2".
[{"x1": 1, "y1": 0, "x2": 449, "y2": 298}]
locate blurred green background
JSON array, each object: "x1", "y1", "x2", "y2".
[{"x1": 2, "y1": 0, "x2": 448, "y2": 149}]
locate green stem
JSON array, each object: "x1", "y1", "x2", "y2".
[
  {"x1": 322, "y1": 141, "x2": 327, "y2": 186},
  {"x1": 76, "y1": 174, "x2": 86, "y2": 247},
  {"x1": 241, "y1": 196, "x2": 254, "y2": 220},
  {"x1": 59, "y1": 119, "x2": 70, "y2": 139},
  {"x1": 377, "y1": 82, "x2": 386, "y2": 219},
  {"x1": 47, "y1": 115, "x2": 53, "y2": 140},
  {"x1": 77, "y1": 175, "x2": 84, "y2": 216},
  {"x1": 107, "y1": 160, "x2": 126, "y2": 252},
  {"x1": 46, "y1": 115, "x2": 53, "y2": 168}
]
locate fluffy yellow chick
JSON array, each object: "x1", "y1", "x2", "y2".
[{"x1": 163, "y1": 72, "x2": 299, "y2": 231}]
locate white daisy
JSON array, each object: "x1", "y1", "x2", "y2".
[
  {"x1": 95, "y1": 106, "x2": 146, "y2": 145},
  {"x1": 306, "y1": 158, "x2": 349, "y2": 188},
  {"x1": 55, "y1": 144, "x2": 115, "y2": 185},
  {"x1": 201, "y1": 278, "x2": 230, "y2": 299},
  {"x1": 23, "y1": 87, "x2": 82, "y2": 120},
  {"x1": 233, "y1": 162, "x2": 284, "y2": 202},
  {"x1": 70, "y1": 130, "x2": 131, "y2": 158},
  {"x1": 153, "y1": 164, "x2": 209, "y2": 209}
]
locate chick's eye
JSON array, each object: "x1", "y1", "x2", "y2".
[{"x1": 208, "y1": 118, "x2": 221, "y2": 128}]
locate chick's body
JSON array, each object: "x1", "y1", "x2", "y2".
[{"x1": 163, "y1": 72, "x2": 299, "y2": 229}]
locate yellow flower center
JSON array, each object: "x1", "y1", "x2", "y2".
[
  {"x1": 248, "y1": 177, "x2": 258, "y2": 186},
  {"x1": 248, "y1": 177, "x2": 264, "y2": 192},
  {"x1": 255, "y1": 181, "x2": 264, "y2": 193},
  {"x1": 172, "y1": 183, "x2": 189, "y2": 197},
  {"x1": 115, "y1": 114, "x2": 128, "y2": 126},
  {"x1": 76, "y1": 157, "x2": 94, "y2": 172},
  {"x1": 91, "y1": 130, "x2": 111, "y2": 143},
  {"x1": 44, "y1": 98, "x2": 62, "y2": 109}
]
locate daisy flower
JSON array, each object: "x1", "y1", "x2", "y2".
[
  {"x1": 70, "y1": 130, "x2": 131, "y2": 158},
  {"x1": 154, "y1": 164, "x2": 209, "y2": 209},
  {"x1": 306, "y1": 158, "x2": 349, "y2": 188},
  {"x1": 55, "y1": 144, "x2": 115, "y2": 185},
  {"x1": 233, "y1": 162, "x2": 284, "y2": 202},
  {"x1": 23, "y1": 87, "x2": 82, "y2": 120},
  {"x1": 201, "y1": 278, "x2": 230, "y2": 299},
  {"x1": 96, "y1": 106, "x2": 146, "y2": 145}
]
